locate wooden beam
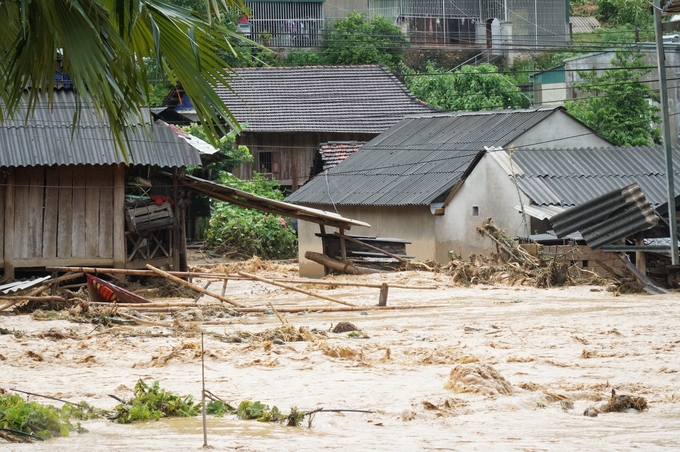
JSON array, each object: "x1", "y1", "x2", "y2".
[
  {"x1": 172, "y1": 169, "x2": 181, "y2": 271},
  {"x1": 146, "y1": 264, "x2": 243, "y2": 307},
  {"x1": 305, "y1": 251, "x2": 380, "y2": 275},
  {"x1": 634, "y1": 233, "x2": 647, "y2": 277},
  {"x1": 238, "y1": 271, "x2": 358, "y2": 307}
]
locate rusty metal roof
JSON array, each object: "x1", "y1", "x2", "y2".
[
  {"x1": 0, "y1": 90, "x2": 202, "y2": 168},
  {"x1": 286, "y1": 108, "x2": 561, "y2": 206},
  {"x1": 549, "y1": 183, "x2": 659, "y2": 249},
  {"x1": 511, "y1": 146, "x2": 680, "y2": 208},
  {"x1": 318, "y1": 141, "x2": 366, "y2": 171}
]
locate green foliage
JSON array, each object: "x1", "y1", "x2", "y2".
[
  {"x1": 0, "y1": 393, "x2": 82, "y2": 440},
  {"x1": 596, "y1": 0, "x2": 652, "y2": 27},
  {"x1": 280, "y1": 49, "x2": 330, "y2": 67},
  {"x1": 405, "y1": 62, "x2": 530, "y2": 111},
  {"x1": 112, "y1": 380, "x2": 200, "y2": 424},
  {"x1": 564, "y1": 49, "x2": 662, "y2": 146},
  {"x1": 182, "y1": 123, "x2": 253, "y2": 174},
  {"x1": 323, "y1": 12, "x2": 407, "y2": 71},
  {"x1": 206, "y1": 172, "x2": 298, "y2": 259},
  {"x1": 508, "y1": 52, "x2": 583, "y2": 84}
]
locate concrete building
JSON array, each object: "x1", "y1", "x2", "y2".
[{"x1": 286, "y1": 107, "x2": 612, "y2": 277}]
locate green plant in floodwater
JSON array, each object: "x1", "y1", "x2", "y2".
[
  {"x1": 348, "y1": 331, "x2": 370, "y2": 339},
  {"x1": 0, "y1": 393, "x2": 82, "y2": 440},
  {"x1": 112, "y1": 380, "x2": 200, "y2": 424}
]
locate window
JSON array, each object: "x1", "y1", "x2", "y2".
[
  {"x1": 258, "y1": 151, "x2": 272, "y2": 173},
  {"x1": 472, "y1": 206, "x2": 479, "y2": 216}
]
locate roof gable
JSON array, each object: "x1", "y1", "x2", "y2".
[
  {"x1": 286, "y1": 108, "x2": 562, "y2": 207},
  {"x1": 0, "y1": 90, "x2": 201, "y2": 168},
  {"x1": 508, "y1": 146, "x2": 680, "y2": 207},
  {"x1": 196, "y1": 65, "x2": 436, "y2": 133}
]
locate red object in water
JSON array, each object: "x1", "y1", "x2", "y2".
[{"x1": 86, "y1": 274, "x2": 152, "y2": 304}]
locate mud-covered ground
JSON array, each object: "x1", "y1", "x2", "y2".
[{"x1": 1, "y1": 266, "x2": 679, "y2": 451}]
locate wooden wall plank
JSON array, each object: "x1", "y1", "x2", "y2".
[
  {"x1": 0, "y1": 172, "x2": 6, "y2": 260},
  {"x1": 85, "y1": 166, "x2": 100, "y2": 258},
  {"x1": 28, "y1": 169, "x2": 45, "y2": 259},
  {"x1": 72, "y1": 166, "x2": 87, "y2": 258},
  {"x1": 43, "y1": 169, "x2": 59, "y2": 258},
  {"x1": 112, "y1": 165, "x2": 126, "y2": 268},
  {"x1": 4, "y1": 170, "x2": 15, "y2": 279},
  {"x1": 14, "y1": 167, "x2": 30, "y2": 260},
  {"x1": 98, "y1": 166, "x2": 114, "y2": 258},
  {"x1": 57, "y1": 167, "x2": 74, "y2": 258}
]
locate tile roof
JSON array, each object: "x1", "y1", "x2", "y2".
[
  {"x1": 286, "y1": 108, "x2": 561, "y2": 206},
  {"x1": 510, "y1": 146, "x2": 680, "y2": 207},
  {"x1": 210, "y1": 65, "x2": 436, "y2": 133},
  {"x1": 0, "y1": 90, "x2": 201, "y2": 168},
  {"x1": 318, "y1": 141, "x2": 366, "y2": 171}
]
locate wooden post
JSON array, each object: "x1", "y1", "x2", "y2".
[
  {"x1": 634, "y1": 232, "x2": 647, "y2": 277},
  {"x1": 172, "y1": 169, "x2": 181, "y2": 271},
  {"x1": 220, "y1": 279, "x2": 228, "y2": 297},
  {"x1": 338, "y1": 228, "x2": 347, "y2": 263},
  {"x1": 378, "y1": 283, "x2": 388, "y2": 306},
  {"x1": 4, "y1": 170, "x2": 15, "y2": 280},
  {"x1": 112, "y1": 164, "x2": 126, "y2": 268}
]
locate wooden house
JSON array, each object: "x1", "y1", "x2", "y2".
[
  {"x1": 0, "y1": 90, "x2": 202, "y2": 279},
  {"x1": 158, "y1": 65, "x2": 436, "y2": 191}
]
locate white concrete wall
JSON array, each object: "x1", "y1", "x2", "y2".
[
  {"x1": 535, "y1": 82, "x2": 568, "y2": 107},
  {"x1": 435, "y1": 155, "x2": 531, "y2": 259},
  {"x1": 297, "y1": 204, "x2": 435, "y2": 278},
  {"x1": 511, "y1": 110, "x2": 612, "y2": 149}
]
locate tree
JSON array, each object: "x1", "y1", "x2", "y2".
[
  {"x1": 564, "y1": 49, "x2": 661, "y2": 146},
  {"x1": 323, "y1": 12, "x2": 407, "y2": 71},
  {"x1": 0, "y1": 0, "x2": 251, "y2": 152},
  {"x1": 596, "y1": 0, "x2": 652, "y2": 27},
  {"x1": 405, "y1": 63, "x2": 531, "y2": 111}
]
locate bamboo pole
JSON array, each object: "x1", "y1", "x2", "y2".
[
  {"x1": 146, "y1": 265, "x2": 243, "y2": 307},
  {"x1": 270, "y1": 278, "x2": 438, "y2": 290},
  {"x1": 238, "y1": 271, "x2": 357, "y2": 307},
  {"x1": 232, "y1": 304, "x2": 446, "y2": 313},
  {"x1": 45, "y1": 266, "x2": 243, "y2": 280}
]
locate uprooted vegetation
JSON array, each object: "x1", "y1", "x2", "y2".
[{"x1": 439, "y1": 219, "x2": 615, "y2": 288}]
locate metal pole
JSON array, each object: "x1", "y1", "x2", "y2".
[{"x1": 654, "y1": 0, "x2": 679, "y2": 265}]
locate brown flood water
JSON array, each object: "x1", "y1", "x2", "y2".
[{"x1": 2, "y1": 271, "x2": 680, "y2": 451}]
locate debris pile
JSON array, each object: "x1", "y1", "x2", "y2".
[{"x1": 442, "y1": 219, "x2": 613, "y2": 288}]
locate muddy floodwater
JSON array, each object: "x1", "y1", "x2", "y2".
[{"x1": 1, "y1": 270, "x2": 680, "y2": 451}]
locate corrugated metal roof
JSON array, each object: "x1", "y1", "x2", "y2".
[
  {"x1": 0, "y1": 91, "x2": 202, "y2": 168},
  {"x1": 511, "y1": 146, "x2": 680, "y2": 207},
  {"x1": 169, "y1": 65, "x2": 436, "y2": 133},
  {"x1": 570, "y1": 16, "x2": 601, "y2": 34},
  {"x1": 514, "y1": 204, "x2": 565, "y2": 220},
  {"x1": 549, "y1": 183, "x2": 659, "y2": 249},
  {"x1": 286, "y1": 108, "x2": 561, "y2": 206}
]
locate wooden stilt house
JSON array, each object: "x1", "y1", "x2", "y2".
[{"x1": 0, "y1": 90, "x2": 202, "y2": 279}]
